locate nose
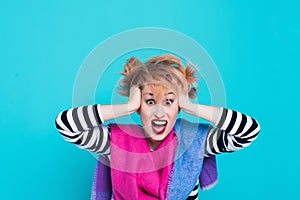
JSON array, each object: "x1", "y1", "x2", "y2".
[{"x1": 153, "y1": 105, "x2": 165, "y2": 118}]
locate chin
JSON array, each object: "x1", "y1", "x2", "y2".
[{"x1": 149, "y1": 134, "x2": 168, "y2": 142}]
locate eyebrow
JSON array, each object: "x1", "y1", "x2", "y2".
[
  {"x1": 143, "y1": 92, "x2": 175, "y2": 96},
  {"x1": 143, "y1": 92, "x2": 153, "y2": 96}
]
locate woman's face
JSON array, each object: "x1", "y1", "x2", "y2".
[{"x1": 139, "y1": 84, "x2": 179, "y2": 145}]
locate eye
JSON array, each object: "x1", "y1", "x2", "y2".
[
  {"x1": 166, "y1": 99, "x2": 174, "y2": 105},
  {"x1": 146, "y1": 99, "x2": 155, "y2": 105}
]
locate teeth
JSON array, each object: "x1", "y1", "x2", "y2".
[{"x1": 152, "y1": 120, "x2": 167, "y2": 126}]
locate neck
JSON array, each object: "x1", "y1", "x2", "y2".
[{"x1": 147, "y1": 138, "x2": 162, "y2": 151}]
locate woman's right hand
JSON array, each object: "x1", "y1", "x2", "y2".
[{"x1": 128, "y1": 86, "x2": 141, "y2": 114}]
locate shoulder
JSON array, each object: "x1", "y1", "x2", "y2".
[{"x1": 175, "y1": 118, "x2": 210, "y2": 134}]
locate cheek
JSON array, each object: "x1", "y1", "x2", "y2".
[
  {"x1": 170, "y1": 112, "x2": 178, "y2": 120},
  {"x1": 167, "y1": 106, "x2": 179, "y2": 119},
  {"x1": 140, "y1": 105, "x2": 151, "y2": 124},
  {"x1": 170, "y1": 103, "x2": 179, "y2": 115}
]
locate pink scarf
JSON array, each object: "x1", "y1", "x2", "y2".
[{"x1": 109, "y1": 124, "x2": 178, "y2": 200}]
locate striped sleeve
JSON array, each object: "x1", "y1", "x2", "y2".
[
  {"x1": 205, "y1": 108, "x2": 261, "y2": 157},
  {"x1": 186, "y1": 180, "x2": 199, "y2": 200},
  {"x1": 55, "y1": 104, "x2": 111, "y2": 155}
]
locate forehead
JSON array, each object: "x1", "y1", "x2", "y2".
[{"x1": 142, "y1": 84, "x2": 176, "y2": 98}]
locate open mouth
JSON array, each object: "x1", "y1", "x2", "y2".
[{"x1": 151, "y1": 120, "x2": 168, "y2": 135}]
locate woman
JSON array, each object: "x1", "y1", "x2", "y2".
[{"x1": 55, "y1": 54, "x2": 260, "y2": 199}]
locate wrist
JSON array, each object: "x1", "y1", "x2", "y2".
[
  {"x1": 127, "y1": 103, "x2": 139, "y2": 115},
  {"x1": 181, "y1": 101, "x2": 197, "y2": 115}
]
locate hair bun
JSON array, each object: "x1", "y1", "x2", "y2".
[{"x1": 121, "y1": 57, "x2": 143, "y2": 76}]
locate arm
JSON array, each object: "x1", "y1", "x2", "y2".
[
  {"x1": 55, "y1": 87, "x2": 141, "y2": 154},
  {"x1": 99, "y1": 86, "x2": 141, "y2": 121},
  {"x1": 179, "y1": 94, "x2": 261, "y2": 157},
  {"x1": 178, "y1": 92, "x2": 221, "y2": 124},
  {"x1": 204, "y1": 108, "x2": 260, "y2": 156},
  {"x1": 55, "y1": 105, "x2": 111, "y2": 154}
]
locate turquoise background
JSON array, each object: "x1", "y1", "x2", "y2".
[{"x1": 1, "y1": 0, "x2": 299, "y2": 199}]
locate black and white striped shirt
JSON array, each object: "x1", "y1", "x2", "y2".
[{"x1": 55, "y1": 105, "x2": 260, "y2": 199}]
